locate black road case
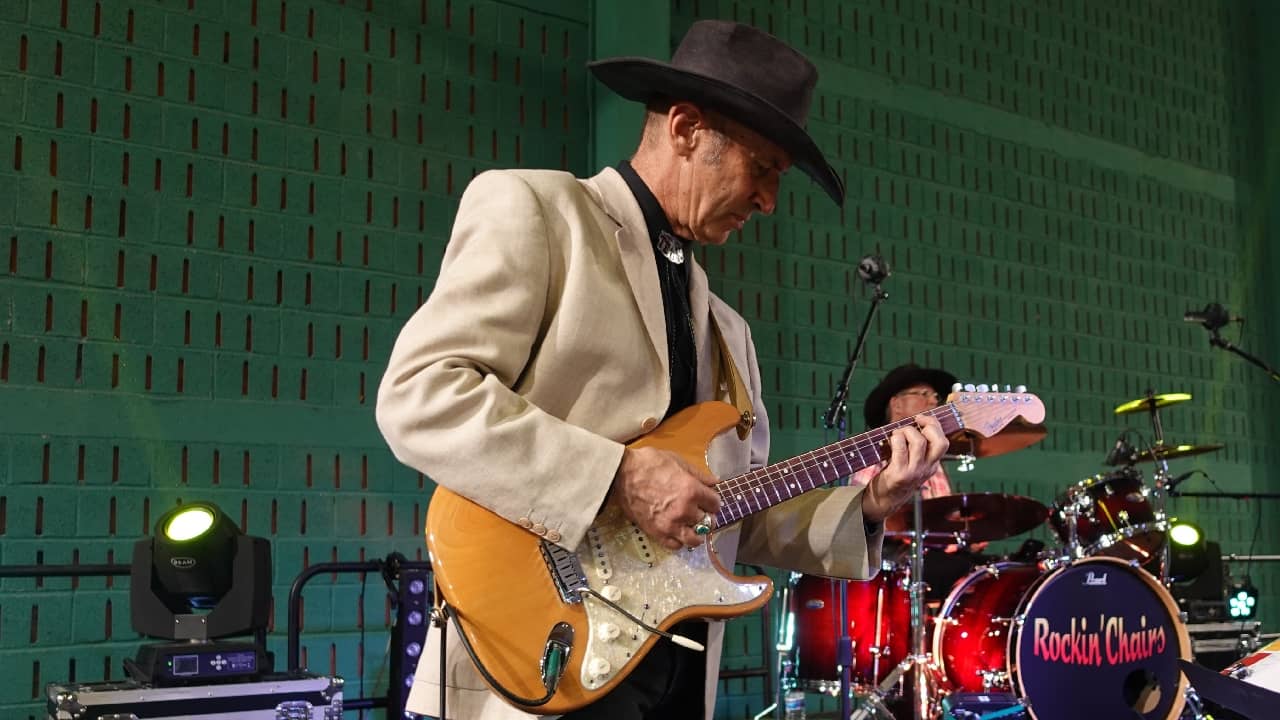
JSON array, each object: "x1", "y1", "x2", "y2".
[{"x1": 46, "y1": 672, "x2": 343, "y2": 719}]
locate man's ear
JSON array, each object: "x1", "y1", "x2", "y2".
[{"x1": 668, "y1": 102, "x2": 705, "y2": 158}]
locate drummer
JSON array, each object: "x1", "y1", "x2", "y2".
[{"x1": 853, "y1": 363, "x2": 985, "y2": 599}]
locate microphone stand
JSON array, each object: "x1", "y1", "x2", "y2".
[
  {"x1": 822, "y1": 281, "x2": 888, "y2": 720},
  {"x1": 1167, "y1": 491, "x2": 1280, "y2": 500},
  {"x1": 1207, "y1": 330, "x2": 1280, "y2": 382},
  {"x1": 823, "y1": 285, "x2": 888, "y2": 430}
]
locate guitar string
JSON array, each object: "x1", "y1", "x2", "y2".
[
  {"x1": 712, "y1": 404, "x2": 965, "y2": 524},
  {"x1": 715, "y1": 397, "x2": 1029, "y2": 524},
  {"x1": 714, "y1": 405, "x2": 953, "y2": 496},
  {"x1": 720, "y1": 404, "x2": 967, "y2": 518},
  {"x1": 711, "y1": 412, "x2": 924, "y2": 506}
]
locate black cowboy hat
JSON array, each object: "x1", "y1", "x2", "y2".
[
  {"x1": 863, "y1": 364, "x2": 958, "y2": 429},
  {"x1": 588, "y1": 20, "x2": 845, "y2": 206}
]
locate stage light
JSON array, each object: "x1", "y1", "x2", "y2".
[
  {"x1": 148, "y1": 502, "x2": 242, "y2": 610},
  {"x1": 127, "y1": 501, "x2": 273, "y2": 685},
  {"x1": 1172, "y1": 540, "x2": 1228, "y2": 622},
  {"x1": 388, "y1": 561, "x2": 432, "y2": 720},
  {"x1": 1166, "y1": 519, "x2": 1207, "y2": 583},
  {"x1": 1228, "y1": 577, "x2": 1259, "y2": 620}
]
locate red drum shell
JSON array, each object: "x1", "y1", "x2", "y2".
[
  {"x1": 1048, "y1": 468, "x2": 1166, "y2": 564},
  {"x1": 792, "y1": 567, "x2": 911, "y2": 688},
  {"x1": 933, "y1": 557, "x2": 1189, "y2": 720}
]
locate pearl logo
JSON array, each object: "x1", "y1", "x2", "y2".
[{"x1": 170, "y1": 557, "x2": 197, "y2": 569}]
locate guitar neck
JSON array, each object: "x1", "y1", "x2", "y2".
[{"x1": 713, "y1": 404, "x2": 964, "y2": 527}]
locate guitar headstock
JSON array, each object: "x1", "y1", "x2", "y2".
[{"x1": 945, "y1": 384, "x2": 1046, "y2": 438}]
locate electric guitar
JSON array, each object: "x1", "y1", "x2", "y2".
[{"x1": 426, "y1": 388, "x2": 1045, "y2": 714}]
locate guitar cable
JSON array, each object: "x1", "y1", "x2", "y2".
[
  {"x1": 431, "y1": 587, "x2": 706, "y2": 712},
  {"x1": 575, "y1": 587, "x2": 706, "y2": 652},
  {"x1": 438, "y1": 602, "x2": 559, "y2": 708}
]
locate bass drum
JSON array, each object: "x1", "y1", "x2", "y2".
[{"x1": 933, "y1": 557, "x2": 1189, "y2": 720}]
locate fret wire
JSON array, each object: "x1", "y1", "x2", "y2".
[{"x1": 712, "y1": 404, "x2": 963, "y2": 524}]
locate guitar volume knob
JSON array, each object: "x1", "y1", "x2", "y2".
[
  {"x1": 597, "y1": 622, "x2": 620, "y2": 641},
  {"x1": 587, "y1": 657, "x2": 612, "y2": 677},
  {"x1": 601, "y1": 585, "x2": 622, "y2": 602}
]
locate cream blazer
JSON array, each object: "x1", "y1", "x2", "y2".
[{"x1": 376, "y1": 167, "x2": 882, "y2": 719}]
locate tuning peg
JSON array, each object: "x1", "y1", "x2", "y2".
[
  {"x1": 964, "y1": 383, "x2": 976, "y2": 392},
  {"x1": 1015, "y1": 384, "x2": 1027, "y2": 393},
  {"x1": 952, "y1": 382, "x2": 963, "y2": 392},
  {"x1": 976, "y1": 384, "x2": 990, "y2": 392}
]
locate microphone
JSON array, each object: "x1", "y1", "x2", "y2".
[
  {"x1": 1183, "y1": 303, "x2": 1238, "y2": 332},
  {"x1": 1165, "y1": 470, "x2": 1198, "y2": 491},
  {"x1": 857, "y1": 254, "x2": 890, "y2": 285},
  {"x1": 1103, "y1": 436, "x2": 1135, "y2": 466}
]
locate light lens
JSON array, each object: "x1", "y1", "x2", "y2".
[
  {"x1": 1170, "y1": 522, "x2": 1201, "y2": 547},
  {"x1": 164, "y1": 507, "x2": 216, "y2": 541},
  {"x1": 1229, "y1": 589, "x2": 1257, "y2": 619}
]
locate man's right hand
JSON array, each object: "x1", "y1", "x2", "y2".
[{"x1": 611, "y1": 446, "x2": 722, "y2": 551}]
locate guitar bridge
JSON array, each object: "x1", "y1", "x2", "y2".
[{"x1": 540, "y1": 540, "x2": 587, "y2": 603}]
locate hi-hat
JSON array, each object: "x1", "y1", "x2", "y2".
[
  {"x1": 1114, "y1": 392, "x2": 1192, "y2": 416},
  {"x1": 1129, "y1": 442, "x2": 1224, "y2": 463},
  {"x1": 885, "y1": 493, "x2": 1048, "y2": 544}
]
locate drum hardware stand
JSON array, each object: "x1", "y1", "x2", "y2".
[
  {"x1": 768, "y1": 578, "x2": 797, "y2": 720},
  {"x1": 851, "y1": 488, "x2": 945, "y2": 720},
  {"x1": 1133, "y1": 390, "x2": 1221, "y2": 720},
  {"x1": 1056, "y1": 502, "x2": 1083, "y2": 568},
  {"x1": 1135, "y1": 388, "x2": 1176, "y2": 587},
  {"x1": 1180, "y1": 684, "x2": 1211, "y2": 720},
  {"x1": 821, "y1": 257, "x2": 889, "y2": 720}
]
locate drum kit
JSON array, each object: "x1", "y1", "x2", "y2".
[{"x1": 782, "y1": 391, "x2": 1223, "y2": 720}]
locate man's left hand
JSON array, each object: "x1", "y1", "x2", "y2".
[{"x1": 859, "y1": 415, "x2": 949, "y2": 523}]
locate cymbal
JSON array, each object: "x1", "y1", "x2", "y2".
[
  {"x1": 1114, "y1": 392, "x2": 1192, "y2": 416},
  {"x1": 885, "y1": 492, "x2": 1048, "y2": 544},
  {"x1": 1129, "y1": 442, "x2": 1224, "y2": 463}
]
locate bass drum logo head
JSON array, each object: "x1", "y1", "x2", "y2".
[{"x1": 1014, "y1": 558, "x2": 1189, "y2": 720}]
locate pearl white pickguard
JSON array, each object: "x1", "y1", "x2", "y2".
[{"x1": 569, "y1": 507, "x2": 768, "y2": 691}]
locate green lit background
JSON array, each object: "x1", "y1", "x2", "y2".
[{"x1": 1, "y1": 1, "x2": 1277, "y2": 718}]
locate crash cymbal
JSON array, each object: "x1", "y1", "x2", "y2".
[
  {"x1": 885, "y1": 492, "x2": 1049, "y2": 544},
  {"x1": 1114, "y1": 392, "x2": 1192, "y2": 416},
  {"x1": 1129, "y1": 442, "x2": 1224, "y2": 463}
]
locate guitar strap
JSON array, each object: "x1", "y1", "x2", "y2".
[{"x1": 708, "y1": 311, "x2": 756, "y2": 440}]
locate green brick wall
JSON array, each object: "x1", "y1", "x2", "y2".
[
  {"x1": 1, "y1": 1, "x2": 1275, "y2": 719},
  {"x1": 661, "y1": 0, "x2": 1277, "y2": 717},
  {"x1": 0, "y1": 0, "x2": 588, "y2": 716}
]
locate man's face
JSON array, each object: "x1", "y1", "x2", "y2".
[
  {"x1": 888, "y1": 383, "x2": 940, "y2": 423},
  {"x1": 683, "y1": 117, "x2": 791, "y2": 245}
]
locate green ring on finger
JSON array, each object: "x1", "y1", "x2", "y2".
[{"x1": 693, "y1": 513, "x2": 712, "y2": 536}]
